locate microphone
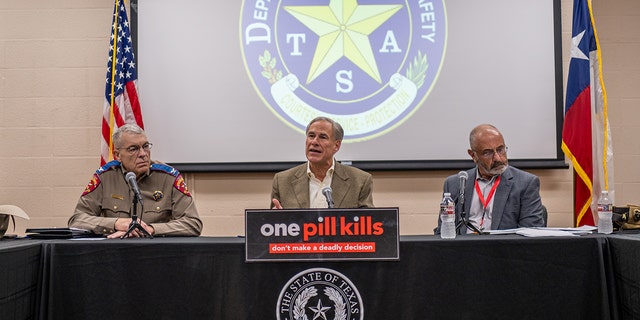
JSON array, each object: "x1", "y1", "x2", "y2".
[
  {"x1": 458, "y1": 171, "x2": 468, "y2": 195},
  {"x1": 457, "y1": 170, "x2": 468, "y2": 212},
  {"x1": 455, "y1": 170, "x2": 482, "y2": 234},
  {"x1": 321, "y1": 186, "x2": 334, "y2": 208},
  {"x1": 125, "y1": 172, "x2": 143, "y2": 203}
]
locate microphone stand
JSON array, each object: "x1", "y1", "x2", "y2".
[
  {"x1": 326, "y1": 199, "x2": 334, "y2": 209},
  {"x1": 455, "y1": 190, "x2": 485, "y2": 235},
  {"x1": 122, "y1": 193, "x2": 153, "y2": 239}
]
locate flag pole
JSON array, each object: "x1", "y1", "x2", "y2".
[
  {"x1": 108, "y1": 0, "x2": 121, "y2": 161},
  {"x1": 587, "y1": 0, "x2": 611, "y2": 192}
]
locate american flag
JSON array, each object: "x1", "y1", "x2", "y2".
[
  {"x1": 562, "y1": 0, "x2": 614, "y2": 227},
  {"x1": 101, "y1": 0, "x2": 144, "y2": 165}
]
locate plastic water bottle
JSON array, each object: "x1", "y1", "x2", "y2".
[
  {"x1": 597, "y1": 190, "x2": 613, "y2": 234},
  {"x1": 440, "y1": 192, "x2": 456, "y2": 239}
]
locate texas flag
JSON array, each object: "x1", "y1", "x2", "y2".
[{"x1": 562, "y1": 0, "x2": 614, "y2": 227}]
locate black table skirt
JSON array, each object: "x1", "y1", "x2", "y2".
[
  {"x1": 0, "y1": 240, "x2": 42, "y2": 320},
  {"x1": 20, "y1": 234, "x2": 615, "y2": 320},
  {"x1": 606, "y1": 233, "x2": 640, "y2": 320}
]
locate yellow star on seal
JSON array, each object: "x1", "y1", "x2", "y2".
[{"x1": 284, "y1": 0, "x2": 402, "y2": 84}]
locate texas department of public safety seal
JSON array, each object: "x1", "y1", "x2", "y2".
[
  {"x1": 240, "y1": 0, "x2": 447, "y2": 142},
  {"x1": 276, "y1": 268, "x2": 363, "y2": 320}
]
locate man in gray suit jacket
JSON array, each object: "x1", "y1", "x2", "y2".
[
  {"x1": 271, "y1": 117, "x2": 374, "y2": 209},
  {"x1": 435, "y1": 124, "x2": 545, "y2": 234}
]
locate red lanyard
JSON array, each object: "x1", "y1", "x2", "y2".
[{"x1": 474, "y1": 175, "x2": 501, "y2": 227}]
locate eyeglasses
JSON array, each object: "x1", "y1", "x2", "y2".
[
  {"x1": 117, "y1": 143, "x2": 153, "y2": 155},
  {"x1": 475, "y1": 146, "x2": 508, "y2": 159}
]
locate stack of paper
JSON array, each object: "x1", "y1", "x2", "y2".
[{"x1": 488, "y1": 226, "x2": 597, "y2": 237}]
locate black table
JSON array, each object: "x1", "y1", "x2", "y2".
[
  {"x1": 606, "y1": 233, "x2": 640, "y2": 320},
  {"x1": 31, "y1": 234, "x2": 616, "y2": 320},
  {"x1": 0, "y1": 240, "x2": 42, "y2": 320}
]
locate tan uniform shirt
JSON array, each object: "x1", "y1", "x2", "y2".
[{"x1": 69, "y1": 161, "x2": 202, "y2": 236}]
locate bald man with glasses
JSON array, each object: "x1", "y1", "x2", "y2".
[
  {"x1": 69, "y1": 124, "x2": 202, "y2": 238},
  {"x1": 435, "y1": 124, "x2": 545, "y2": 235}
]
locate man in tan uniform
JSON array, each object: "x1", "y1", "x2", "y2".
[{"x1": 69, "y1": 124, "x2": 202, "y2": 238}]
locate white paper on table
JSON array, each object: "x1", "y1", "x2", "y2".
[{"x1": 516, "y1": 228, "x2": 580, "y2": 237}]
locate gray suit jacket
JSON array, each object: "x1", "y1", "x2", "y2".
[
  {"x1": 435, "y1": 166, "x2": 545, "y2": 234},
  {"x1": 270, "y1": 162, "x2": 374, "y2": 209}
]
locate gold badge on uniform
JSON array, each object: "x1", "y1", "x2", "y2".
[{"x1": 152, "y1": 191, "x2": 164, "y2": 201}]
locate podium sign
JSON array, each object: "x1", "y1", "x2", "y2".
[{"x1": 245, "y1": 208, "x2": 399, "y2": 262}]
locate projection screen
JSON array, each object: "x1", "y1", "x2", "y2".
[{"x1": 130, "y1": 0, "x2": 565, "y2": 172}]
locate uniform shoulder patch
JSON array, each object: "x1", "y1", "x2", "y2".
[
  {"x1": 82, "y1": 173, "x2": 101, "y2": 196},
  {"x1": 151, "y1": 164, "x2": 191, "y2": 196},
  {"x1": 82, "y1": 161, "x2": 121, "y2": 196},
  {"x1": 173, "y1": 174, "x2": 191, "y2": 197}
]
